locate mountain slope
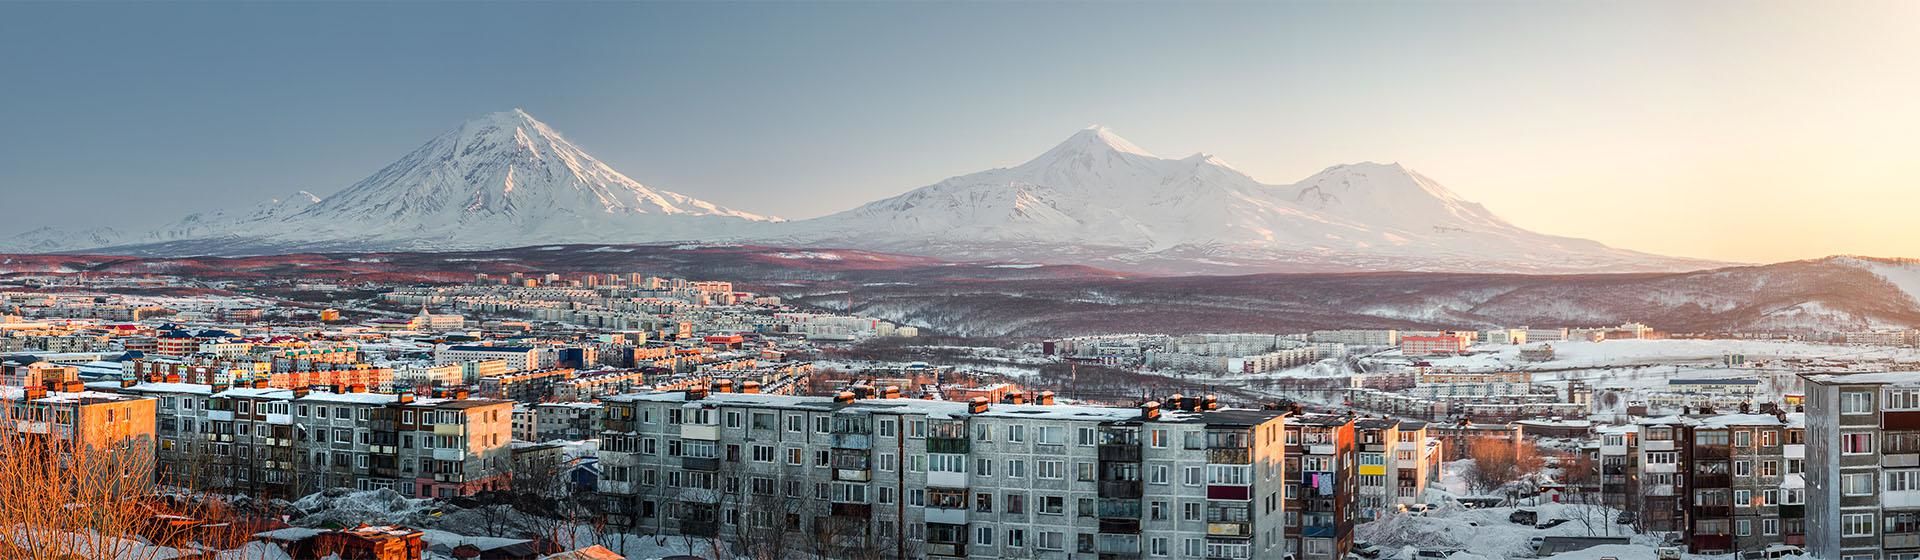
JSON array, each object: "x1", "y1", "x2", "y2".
[
  {"x1": 91, "y1": 109, "x2": 777, "y2": 255},
  {"x1": 777, "y1": 126, "x2": 1718, "y2": 274}
]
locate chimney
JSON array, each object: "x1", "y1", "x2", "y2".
[
  {"x1": 23, "y1": 385, "x2": 46, "y2": 400},
  {"x1": 120, "y1": 378, "x2": 137, "y2": 388},
  {"x1": 1003, "y1": 393, "x2": 1026, "y2": 405},
  {"x1": 453, "y1": 388, "x2": 470, "y2": 400},
  {"x1": 1204, "y1": 395, "x2": 1219, "y2": 411},
  {"x1": 164, "y1": 374, "x2": 181, "y2": 384},
  {"x1": 1141, "y1": 401, "x2": 1162, "y2": 421},
  {"x1": 741, "y1": 381, "x2": 761, "y2": 394},
  {"x1": 882, "y1": 385, "x2": 902, "y2": 399},
  {"x1": 968, "y1": 396, "x2": 990, "y2": 414},
  {"x1": 1167, "y1": 393, "x2": 1186, "y2": 411},
  {"x1": 348, "y1": 384, "x2": 367, "y2": 394},
  {"x1": 398, "y1": 393, "x2": 415, "y2": 404},
  {"x1": 1037, "y1": 391, "x2": 1056, "y2": 405},
  {"x1": 61, "y1": 380, "x2": 83, "y2": 393},
  {"x1": 850, "y1": 385, "x2": 872, "y2": 399},
  {"x1": 253, "y1": 379, "x2": 270, "y2": 389},
  {"x1": 292, "y1": 387, "x2": 310, "y2": 398},
  {"x1": 687, "y1": 385, "x2": 709, "y2": 401},
  {"x1": 713, "y1": 379, "x2": 735, "y2": 393},
  {"x1": 834, "y1": 391, "x2": 857, "y2": 404}
]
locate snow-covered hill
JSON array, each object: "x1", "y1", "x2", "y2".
[
  {"x1": 82, "y1": 109, "x2": 778, "y2": 255},
  {"x1": 777, "y1": 126, "x2": 1717, "y2": 274}
]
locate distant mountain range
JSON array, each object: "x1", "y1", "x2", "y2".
[
  {"x1": 2, "y1": 110, "x2": 1720, "y2": 274},
  {"x1": 0, "y1": 246, "x2": 1913, "y2": 336}
]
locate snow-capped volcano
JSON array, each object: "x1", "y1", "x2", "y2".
[
  {"x1": 778, "y1": 125, "x2": 1717, "y2": 273},
  {"x1": 82, "y1": 109, "x2": 777, "y2": 255}
]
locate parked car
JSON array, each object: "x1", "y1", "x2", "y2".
[
  {"x1": 1536, "y1": 518, "x2": 1572, "y2": 529},
  {"x1": 1351, "y1": 541, "x2": 1384, "y2": 559},
  {"x1": 1403, "y1": 503, "x2": 1434, "y2": 516},
  {"x1": 1616, "y1": 511, "x2": 1638, "y2": 525},
  {"x1": 1414, "y1": 549, "x2": 1468, "y2": 560},
  {"x1": 1656, "y1": 547, "x2": 1683, "y2": 560},
  {"x1": 1740, "y1": 544, "x2": 1806, "y2": 560},
  {"x1": 1509, "y1": 509, "x2": 1539, "y2": 525}
]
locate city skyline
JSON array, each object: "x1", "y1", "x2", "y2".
[{"x1": 4, "y1": 1, "x2": 1918, "y2": 264}]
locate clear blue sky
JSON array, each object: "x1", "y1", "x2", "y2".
[{"x1": 2, "y1": 1, "x2": 1916, "y2": 262}]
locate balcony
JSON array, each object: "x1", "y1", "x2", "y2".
[
  {"x1": 831, "y1": 433, "x2": 872, "y2": 449},
  {"x1": 1099, "y1": 444, "x2": 1143, "y2": 463},
  {"x1": 1206, "y1": 448, "x2": 1252, "y2": 464},
  {"x1": 680, "y1": 424, "x2": 719, "y2": 441},
  {"x1": 927, "y1": 437, "x2": 969, "y2": 454},
  {"x1": 835, "y1": 468, "x2": 871, "y2": 482},
  {"x1": 1693, "y1": 474, "x2": 1731, "y2": 488},
  {"x1": 1097, "y1": 499, "x2": 1143, "y2": 520},
  {"x1": 1099, "y1": 480, "x2": 1144, "y2": 498},
  {"x1": 1643, "y1": 439, "x2": 1675, "y2": 451},
  {"x1": 1693, "y1": 445, "x2": 1730, "y2": 459},
  {"x1": 1205, "y1": 522, "x2": 1252, "y2": 538},
  {"x1": 831, "y1": 502, "x2": 872, "y2": 518},
  {"x1": 1693, "y1": 505, "x2": 1732, "y2": 518},
  {"x1": 207, "y1": 410, "x2": 234, "y2": 422},
  {"x1": 925, "y1": 543, "x2": 967, "y2": 558},
  {"x1": 1887, "y1": 533, "x2": 1920, "y2": 549},
  {"x1": 927, "y1": 470, "x2": 968, "y2": 488},
  {"x1": 1207, "y1": 485, "x2": 1252, "y2": 501},
  {"x1": 432, "y1": 448, "x2": 464, "y2": 461},
  {"x1": 1360, "y1": 443, "x2": 1386, "y2": 453},
  {"x1": 1307, "y1": 444, "x2": 1336, "y2": 455},
  {"x1": 1098, "y1": 519, "x2": 1141, "y2": 534},
  {"x1": 433, "y1": 423, "x2": 463, "y2": 436},
  {"x1": 1887, "y1": 453, "x2": 1920, "y2": 468},
  {"x1": 1302, "y1": 523, "x2": 1338, "y2": 538},
  {"x1": 681, "y1": 456, "x2": 720, "y2": 471},
  {"x1": 1778, "y1": 504, "x2": 1804, "y2": 518},
  {"x1": 924, "y1": 507, "x2": 969, "y2": 525}
]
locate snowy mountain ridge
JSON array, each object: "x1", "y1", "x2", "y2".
[
  {"x1": 778, "y1": 125, "x2": 1715, "y2": 273},
  {"x1": 6, "y1": 113, "x2": 1718, "y2": 273}
]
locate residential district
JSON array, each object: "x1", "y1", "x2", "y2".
[{"x1": 6, "y1": 272, "x2": 1920, "y2": 560}]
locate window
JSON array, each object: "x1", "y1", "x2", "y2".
[
  {"x1": 1077, "y1": 427, "x2": 1097, "y2": 446},
  {"x1": 1734, "y1": 490, "x2": 1751, "y2": 507},
  {"x1": 1039, "y1": 531, "x2": 1065, "y2": 551},
  {"x1": 879, "y1": 419, "x2": 895, "y2": 437},
  {"x1": 1843, "y1": 513, "x2": 1875, "y2": 537},
  {"x1": 1183, "y1": 502, "x2": 1202, "y2": 521},
  {"x1": 1185, "y1": 538, "x2": 1204, "y2": 557},
  {"x1": 1038, "y1": 460, "x2": 1064, "y2": 479},
  {"x1": 976, "y1": 526, "x2": 994, "y2": 546},
  {"x1": 1150, "y1": 464, "x2": 1169, "y2": 485},
  {"x1": 1843, "y1": 391, "x2": 1875, "y2": 415},
  {"x1": 1892, "y1": 469, "x2": 1920, "y2": 492},
  {"x1": 1734, "y1": 461, "x2": 1752, "y2": 477},
  {"x1": 1185, "y1": 466, "x2": 1203, "y2": 486},
  {"x1": 1007, "y1": 424, "x2": 1026, "y2": 443},
  {"x1": 751, "y1": 445, "x2": 773, "y2": 462},
  {"x1": 1005, "y1": 493, "x2": 1025, "y2": 514},
  {"x1": 1007, "y1": 459, "x2": 1026, "y2": 478},
  {"x1": 1149, "y1": 500, "x2": 1166, "y2": 520},
  {"x1": 1038, "y1": 426, "x2": 1064, "y2": 444},
  {"x1": 1008, "y1": 529, "x2": 1025, "y2": 548},
  {"x1": 1040, "y1": 495, "x2": 1064, "y2": 515},
  {"x1": 1150, "y1": 537, "x2": 1169, "y2": 556},
  {"x1": 1077, "y1": 461, "x2": 1096, "y2": 481},
  {"x1": 1735, "y1": 519, "x2": 1751, "y2": 537},
  {"x1": 974, "y1": 424, "x2": 992, "y2": 442},
  {"x1": 1844, "y1": 432, "x2": 1875, "y2": 454},
  {"x1": 976, "y1": 458, "x2": 995, "y2": 477},
  {"x1": 724, "y1": 411, "x2": 740, "y2": 428},
  {"x1": 1150, "y1": 429, "x2": 1167, "y2": 448},
  {"x1": 1844, "y1": 473, "x2": 1875, "y2": 496},
  {"x1": 1763, "y1": 518, "x2": 1779, "y2": 536}
]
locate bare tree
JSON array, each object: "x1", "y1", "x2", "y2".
[
  {"x1": 1462, "y1": 437, "x2": 1541, "y2": 496},
  {"x1": 0, "y1": 431, "x2": 254, "y2": 559}
]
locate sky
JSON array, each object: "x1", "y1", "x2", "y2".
[{"x1": 1, "y1": 1, "x2": 1916, "y2": 264}]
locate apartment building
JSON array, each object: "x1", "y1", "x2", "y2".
[
  {"x1": 1804, "y1": 372, "x2": 1920, "y2": 560},
  {"x1": 0, "y1": 384, "x2": 156, "y2": 452},
  {"x1": 1681, "y1": 413, "x2": 1803, "y2": 554},
  {"x1": 596, "y1": 387, "x2": 1290, "y2": 560},
  {"x1": 1285, "y1": 414, "x2": 1357, "y2": 560},
  {"x1": 104, "y1": 381, "x2": 515, "y2": 500},
  {"x1": 436, "y1": 345, "x2": 542, "y2": 371},
  {"x1": 1354, "y1": 419, "x2": 1440, "y2": 520}
]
